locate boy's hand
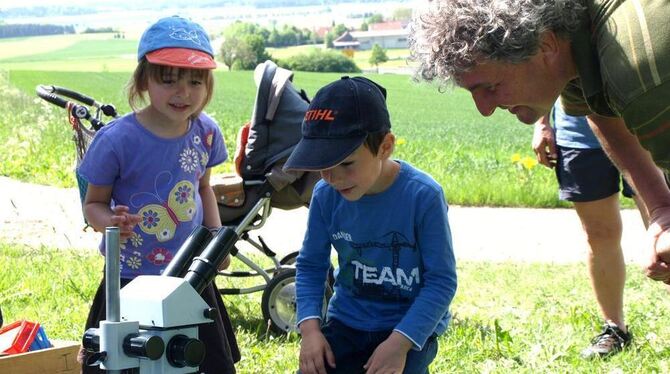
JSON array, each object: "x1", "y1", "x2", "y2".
[
  {"x1": 364, "y1": 332, "x2": 412, "y2": 374},
  {"x1": 299, "y1": 319, "x2": 335, "y2": 374},
  {"x1": 110, "y1": 205, "x2": 141, "y2": 240}
]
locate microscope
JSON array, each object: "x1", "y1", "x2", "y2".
[{"x1": 81, "y1": 224, "x2": 238, "y2": 373}]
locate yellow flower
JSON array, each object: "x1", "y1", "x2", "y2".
[
  {"x1": 520, "y1": 156, "x2": 538, "y2": 170},
  {"x1": 510, "y1": 153, "x2": 521, "y2": 163},
  {"x1": 396, "y1": 138, "x2": 406, "y2": 146}
]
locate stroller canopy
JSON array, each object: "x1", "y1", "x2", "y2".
[
  {"x1": 233, "y1": 60, "x2": 319, "y2": 210},
  {"x1": 241, "y1": 60, "x2": 310, "y2": 178}
]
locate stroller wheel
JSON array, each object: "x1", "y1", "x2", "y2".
[
  {"x1": 277, "y1": 252, "x2": 336, "y2": 289},
  {"x1": 279, "y1": 252, "x2": 299, "y2": 266},
  {"x1": 261, "y1": 269, "x2": 332, "y2": 334}
]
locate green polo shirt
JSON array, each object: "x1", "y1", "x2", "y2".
[{"x1": 561, "y1": 0, "x2": 670, "y2": 170}]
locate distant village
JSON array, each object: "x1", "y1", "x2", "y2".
[{"x1": 319, "y1": 20, "x2": 409, "y2": 51}]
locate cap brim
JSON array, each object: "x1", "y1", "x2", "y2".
[
  {"x1": 146, "y1": 48, "x2": 216, "y2": 69},
  {"x1": 283, "y1": 136, "x2": 365, "y2": 171}
]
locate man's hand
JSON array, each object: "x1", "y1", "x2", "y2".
[
  {"x1": 299, "y1": 319, "x2": 335, "y2": 374},
  {"x1": 532, "y1": 115, "x2": 557, "y2": 168},
  {"x1": 363, "y1": 332, "x2": 412, "y2": 374},
  {"x1": 645, "y1": 206, "x2": 670, "y2": 283}
]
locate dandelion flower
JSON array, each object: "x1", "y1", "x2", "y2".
[
  {"x1": 510, "y1": 153, "x2": 521, "y2": 163},
  {"x1": 521, "y1": 156, "x2": 538, "y2": 170}
]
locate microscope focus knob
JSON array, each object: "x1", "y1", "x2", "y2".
[
  {"x1": 203, "y1": 307, "x2": 218, "y2": 320},
  {"x1": 82, "y1": 328, "x2": 100, "y2": 351},
  {"x1": 123, "y1": 333, "x2": 165, "y2": 360},
  {"x1": 167, "y1": 334, "x2": 205, "y2": 368}
]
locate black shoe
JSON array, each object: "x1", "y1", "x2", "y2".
[{"x1": 580, "y1": 322, "x2": 631, "y2": 359}]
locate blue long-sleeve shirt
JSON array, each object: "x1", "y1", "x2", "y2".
[{"x1": 296, "y1": 161, "x2": 457, "y2": 350}]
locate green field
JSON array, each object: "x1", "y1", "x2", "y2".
[
  {"x1": 0, "y1": 33, "x2": 579, "y2": 208},
  {"x1": 3, "y1": 244, "x2": 670, "y2": 373}
]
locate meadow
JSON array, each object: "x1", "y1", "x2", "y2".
[
  {"x1": 2, "y1": 33, "x2": 661, "y2": 374},
  {"x1": 3, "y1": 244, "x2": 670, "y2": 373}
]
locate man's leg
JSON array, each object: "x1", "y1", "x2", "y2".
[
  {"x1": 573, "y1": 194, "x2": 626, "y2": 330},
  {"x1": 574, "y1": 194, "x2": 632, "y2": 358}
]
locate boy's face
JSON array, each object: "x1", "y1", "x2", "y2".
[{"x1": 319, "y1": 136, "x2": 393, "y2": 201}]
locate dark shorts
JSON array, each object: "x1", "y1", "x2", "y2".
[
  {"x1": 79, "y1": 273, "x2": 240, "y2": 374},
  {"x1": 301, "y1": 318, "x2": 438, "y2": 374},
  {"x1": 556, "y1": 146, "x2": 634, "y2": 202}
]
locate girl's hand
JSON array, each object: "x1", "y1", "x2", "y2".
[
  {"x1": 364, "y1": 332, "x2": 411, "y2": 374},
  {"x1": 110, "y1": 205, "x2": 141, "y2": 240}
]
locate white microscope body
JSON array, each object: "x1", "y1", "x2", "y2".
[{"x1": 83, "y1": 225, "x2": 238, "y2": 373}]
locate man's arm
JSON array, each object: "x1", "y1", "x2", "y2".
[
  {"x1": 586, "y1": 114, "x2": 670, "y2": 280},
  {"x1": 586, "y1": 115, "x2": 667, "y2": 218}
]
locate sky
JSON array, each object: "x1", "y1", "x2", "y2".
[{"x1": 0, "y1": 0, "x2": 91, "y2": 7}]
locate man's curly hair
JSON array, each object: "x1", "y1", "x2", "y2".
[{"x1": 409, "y1": 0, "x2": 587, "y2": 84}]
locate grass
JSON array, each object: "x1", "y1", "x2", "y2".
[{"x1": 2, "y1": 242, "x2": 670, "y2": 373}]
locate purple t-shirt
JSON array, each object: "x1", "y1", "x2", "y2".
[{"x1": 78, "y1": 112, "x2": 227, "y2": 278}]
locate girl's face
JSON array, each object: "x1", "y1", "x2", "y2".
[{"x1": 144, "y1": 67, "x2": 210, "y2": 131}]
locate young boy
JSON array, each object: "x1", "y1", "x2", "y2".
[{"x1": 284, "y1": 76, "x2": 457, "y2": 374}]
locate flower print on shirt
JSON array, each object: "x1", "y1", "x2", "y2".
[
  {"x1": 193, "y1": 135, "x2": 201, "y2": 145},
  {"x1": 179, "y1": 147, "x2": 199, "y2": 173},
  {"x1": 126, "y1": 251, "x2": 142, "y2": 270},
  {"x1": 174, "y1": 184, "x2": 193, "y2": 204},
  {"x1": 147, "y1": 247, "x2": 173, "y2": 266},
  {"x1": 129, "y1": 232, "x2": 143, "y2": 248},
  {"x1": 200, "y1": 151, "x2": 209, "y2": 167},
  {"x1": 205, "y1": 130, "x2": 213, "y2": 149}
]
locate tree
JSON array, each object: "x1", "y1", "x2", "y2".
[
  {"x1": 332, "y1": 24, "x2": 348, "y2": 37},
  {"x1": 392, "y1": 7, "x2": 413, "y2": 21},
  {"x1": 367, "y1": 13, "x2": 384, "y2": 24},
  {"x1": 220, "y1": 22, "x2": 272, "y2": 70},
  {"x1": 221, "y1": 36, "x2": 246, "y2": 71},
  {"x1": 360, "y1": 22, "x2": 368, "y2": 31},
  {"x1": 280, "y1": 49, "x2": 360, "y2": 73},
  {"x1": 369, "y1": 44, "x2": 389, "y2": 72},
  {"x1": 324, "y1": 33, "x2": 334, "y2": 49}
]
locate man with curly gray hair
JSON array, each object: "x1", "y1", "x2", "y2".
[{"x1": 410, "y1": 0, "x2": 670, "y2": 359}]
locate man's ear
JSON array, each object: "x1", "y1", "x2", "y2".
[
  {"x1": 378, "y1": 133, "x2": 396, "y2": 159},
  {"x1": 538, "y1": 30, "x2": 561, "y2": 63}
]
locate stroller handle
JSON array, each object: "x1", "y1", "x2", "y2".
[
  {"x1": 36, "y1": 85, "x2": 100, "y2": 108},
  {"x1": 36, "y1": 85, "x2": 118, "y2": 130}
]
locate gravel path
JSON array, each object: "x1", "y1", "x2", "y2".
[{"x1": 0, "y1": 176, "x2": 649, "y2": 264}]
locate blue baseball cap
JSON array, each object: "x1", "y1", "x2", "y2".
[
  {"x1": 283, "y1": 76, "x2": 391, "y2": 171},
  {"x1": 138, "y1": 16, "x2": 216, "y2": 69}
]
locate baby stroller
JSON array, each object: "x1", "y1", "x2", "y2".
[
  {"x1": 212, "y1": 60, "x2": 332, "y2": 334},
  {"x1": 35, "y1": 60, "x2": 331, "y2": 335}
]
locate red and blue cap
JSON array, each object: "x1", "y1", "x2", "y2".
[
  {"x1": 138, "y1": 16, "x2": 216, "y2": 69},
  {"x1": 283, "y1": 76, "x2": 391, "y2": 171}
]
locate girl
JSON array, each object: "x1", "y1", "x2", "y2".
[{"x1": 77, "y1": 16, "x2": 239, "y2": 373}]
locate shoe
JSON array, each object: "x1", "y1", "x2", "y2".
[{"x1": 580, "y1": 322, "x2": 631, "y2": 359}]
